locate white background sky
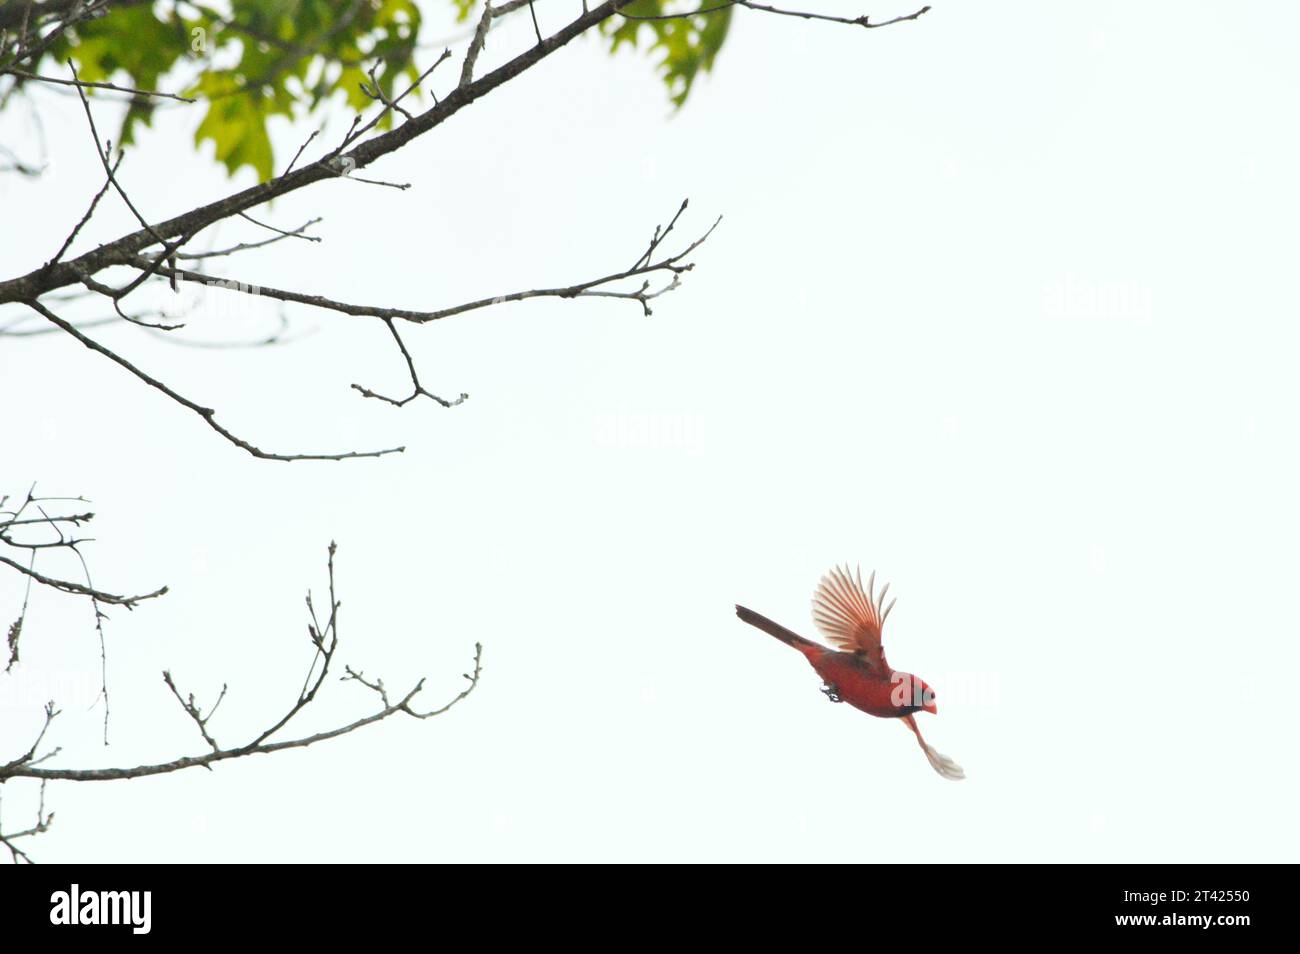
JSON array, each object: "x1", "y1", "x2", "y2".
[{"x1": 2, "y1": 1, "x2": 1298, "y2": 862}]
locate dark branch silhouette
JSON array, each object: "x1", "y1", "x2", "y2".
[
  {"x1": 0, "y1": 543, "x2": 483, "y2": 861},
  {"x1": 1, "y1": 0, "x2": 916, "y2": 462}
]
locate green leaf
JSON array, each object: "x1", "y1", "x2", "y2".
[
  {"x1": 10, "y1": 0, "x2": 733, "y2": 181},
  {"x1": 603, "y1": 1, "x2": 733, "y2": 106},
  {"x1": 58, "y1": 6, "x2": 185, "y2": 146},
  {"x1": 194, "y1": 89, "x2": 277, "y2": 182}
]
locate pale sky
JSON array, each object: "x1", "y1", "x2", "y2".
[{"x1": 2, "y1": 1, "x2": 1298, "y2": 862}]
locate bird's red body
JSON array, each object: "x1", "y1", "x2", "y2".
[
  {"x1": 736, "y1": 565, "x2": 964, "y2": 780},
  {"x1": 809, "y1": 652, "x2": 908, "y2": 719}
]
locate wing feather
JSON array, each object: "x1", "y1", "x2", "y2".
[{"x1": 811, "y1": 564, "x2": 895, "y2": 672}]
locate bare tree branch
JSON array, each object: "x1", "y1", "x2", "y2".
[
  {"x1": 0, "y1": 487, "x2": 166, "y2": 611},
  {"x1": 25, "y1": 299, "x2": 406, "y2": 461},
  {"x1": 0, "y1": 1, "x2": 909, "y2": 464},
  {"x1": 0, "y1": 779, "x2": 53, "y2": 864},
  {"x1": 2, "y1": 486, "x2": 168, "y2": 743},
  {"x1": 0, "y1": 1, "x2": 640, "y2": 307},
  {"x1": 0, "y1": 0, "x2": 117, "y2": 73},
  {"x1": 0, "y1": 544, "x2": 483, "y2": 786},
  {"x1": 132, "y1": 201, "x2": 719, "y2": 326},
  {"x1": 619, "y1": 1, "x2": 931, "y2": 29},
  {"x1": 0, "y1": 67, "x2": 196, "y2": 101},
  {"x1": 352, "y1": 318, "x2": 470, "y2": 409}
]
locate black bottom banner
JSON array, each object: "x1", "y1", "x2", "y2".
[{"x1": 1, "y1": 864, "x2": 1277, "y2": 941}]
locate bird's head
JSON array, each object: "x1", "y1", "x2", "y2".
[
  {"x1": 891, "y1": 672, "x2": 938, "y2": 715},
  {"x1": 918, "y1": 678, "x2": 938, "y2": 715}
]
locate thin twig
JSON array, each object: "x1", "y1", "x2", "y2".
[
  {"x1": 1, "y1": 546, "x2": 484, "y2": 786},
  {"x1": 26, "y1": 299, "x2": 405, "y2": 462},
  {"x1": 2, "y1": 68, "x2": 196, "y2": 101}
]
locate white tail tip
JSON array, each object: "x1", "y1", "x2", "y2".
[{"x1": 923, "y1": 742, "x2": 966, "y2": 781}]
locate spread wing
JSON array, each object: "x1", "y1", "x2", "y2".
[{"x1": 811, "y1": 564, "x2": 896, "y2": 673}]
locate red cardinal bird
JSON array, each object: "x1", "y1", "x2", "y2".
[{"x1": 736, "y1": 565, "x2": 965, "y2": 780}]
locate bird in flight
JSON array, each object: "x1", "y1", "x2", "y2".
[{"x1": 736, "y1": 565, "x2": 965, "y2": 780}]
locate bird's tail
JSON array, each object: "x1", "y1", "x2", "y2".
[
  {"x1": 902, "y1": 714, "x2": 965, "y2": 781},
  {"x1": 735, "y1": 604, "x2": 825, "y2": 660}
]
